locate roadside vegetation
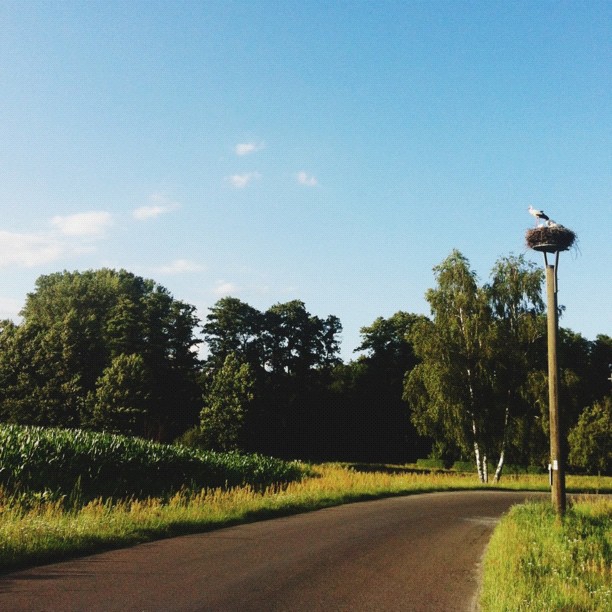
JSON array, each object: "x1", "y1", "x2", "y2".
[
  {"x1": 480, "y1": 497, "x2": 612, "y2": 611},
  {"x1": 1, "y1": 448, "x2": 610, "y2": 575}
]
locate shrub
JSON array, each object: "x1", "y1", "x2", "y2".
[
  {"x1": 568, "y1": 397, "x2": 611, "y2": 475},
  {"x1": 451, "y1": 460, "x2": 477, "y2": 472},
  {"x1": 416, "y1": 458, "x2": 447, "y2": 470}
]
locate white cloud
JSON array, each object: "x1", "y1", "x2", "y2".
[
  {"x1": 0, "y1": 209, "x2": 112, "y2": 269},
  {"x1": 50, "y1": 211, "x2": 113, "y2": 237},
  {"x1": 235, "y1": 142, "x2": 264, "y2": 156},
  {"x1": 212, "y1": 281, "x2": 238, "y2": 296},
  {"x1": 297, "y1": 171, "x2": 318, "y2": 187},
  {"x1": 0, "y1": 230, "x2": 67, "y2": 267},
  {"x1": 154, "y1": 259, "x2": 205, "y2": 274},
  {"x1": 133, "y1": 193, "x2": 180, "y2": 220},
  {"x1": 133, "y1": 206, "x2": 167, "y2": 220},
  {"x1": 228, "y1": 172, "x2": 261, "y2": 188}
]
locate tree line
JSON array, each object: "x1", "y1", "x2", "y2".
[{"x1": 0, "y1": 254, "x2": 609, "y2": 475}]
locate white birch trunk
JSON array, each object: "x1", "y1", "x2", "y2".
[
  {"x1": 473, "y1": 440, "x2": 484, "y2": 482},
  {"x1": 472, "y1": 415, "x2": 486, "y2": 483},
  {"x1": 482, "y1": 454, "x2": 488, "y2": 483},
  {"x1": 494, "y1": 450, "x2": 505, "y2": 483},
  {"x1": 494, "y1": 404, "x2": 510, "y2": 483}
]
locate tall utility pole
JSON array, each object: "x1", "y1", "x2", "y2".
[
  {"x1": 526, "y1": 219, "x2": 575, "y2": 519},
  {"x1": 545, "y1": 255, "x2": 566, "y2": 516}
]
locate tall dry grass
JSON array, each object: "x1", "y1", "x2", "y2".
[{"x1": 1, "y1": 463, "x2": 610, "y2": 574}]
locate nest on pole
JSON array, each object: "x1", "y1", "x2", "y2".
[{"x1": 525, "y1": 224, "x2": 577, "y2": 253}]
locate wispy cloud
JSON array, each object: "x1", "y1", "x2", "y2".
[
  {"x1": 228, "y1": 172, "x2": 262, "y2": 189},
  {"x1": 235, "y1": 142, "x2": 264, "y2": 156},
  {"x1": 50, "y1": 211, "x2": 113, "y2": 237},
  {"x1": 0, "y1": 209, "x2": 112, "y2": 269},
  {"x1": 212, "y1": 280, "x2": 238, "y2": 296},
  {"x1": 154, "y1": 259, "x2": 205, "y2": 274},
  {"x1": 133, "y1": 193, "x2": 180, "y2": 220},
  {"x1": 0, "y1": 230, "x2": 67, "y2": 268},
  {"x1": 297, "y1": 171, "x2": 318, "y2": 187}
]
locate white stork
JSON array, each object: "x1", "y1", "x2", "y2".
[{"x1": 528, "y1": 205, "x2": 550, "y2": 226}]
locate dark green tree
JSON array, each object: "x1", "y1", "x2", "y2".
[
  {"x1": 0, "y1": 319, "x2": 86, "y2": 427},
  {"x1": 263, "y1": 300, "x2": 341, "y2": 376},
  {"x1": 259, "y1": 300, "x2": 342, "y2": 457},
  {"x1": 199, "y1": 353, "x2": 255, "y2": 451},
  {"x1": 342, "y1": 311, "x2": 426, "y2": 462},
  {"x1": 202, "y1": 297, "x2": 264, "y2": 369},
  {"x1": 0, "y1": 269, "x2": 202, "y2": 441},
  {"x1": 568, "y1": 397, "x2": 611, "y2": 474},
  {"x1": 201, "y1": 297, "x2": 342, "y2": 458},
  {"x1": 89, "y1": 353, "x2": 151, "y2": 435},
  {"x1": 589, "y1": 335, "x2": 612, "y2": 403}
]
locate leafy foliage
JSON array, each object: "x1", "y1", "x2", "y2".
[
  {"x1": 0, "y1": 424, "x2": 303, "y2": 500},
  {"x1": 0, "y1": 270, "x2": 202, "y2": 441},
  {"x1": 203, "y1": 297, "x2": 342, "y2": 375},
  {"x1": 330, "y1": 312, "x2": 427, "y2": 462},
  {"x1": 0, "y1": 262, "x2": 609, "y2": 471},
  {"x1": 89, "y1": 353, "x2": 151, "y2": 435},
  {"x1": 404, "y1": 251, "x2": 495, "y2": 478},
  {"x1": 202, "y1": 297, "x2": 264, "y2": 368},
  {"x1": 202, "y1": 297, "x2": 343, "y2": 458},
  {"x1": 404, "y1": 252, "x2": 547, "y2": 481},
  {"x1": 199, "y1": 353, "x2": 255, "y2": 451},
  {"x1": 568, "y1": 397, "x2": 612, "y2": 474}
]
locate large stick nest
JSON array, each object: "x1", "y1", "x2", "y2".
[{"x1": 525, "y1": 225, "x2": 577, "y2": 253}]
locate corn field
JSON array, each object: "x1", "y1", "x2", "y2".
[{"x1": 0, "y1": 424, "x2": 304, "y2": 500}]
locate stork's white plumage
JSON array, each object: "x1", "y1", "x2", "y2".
[{"x1": 528, "y1": 205, "x2": 550, "y2": 225}]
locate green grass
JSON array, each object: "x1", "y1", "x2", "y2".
[{"x1": 480, "y1": 497, "x2": 612, "y2": 611}]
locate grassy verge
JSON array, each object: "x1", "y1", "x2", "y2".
[
  {"x1": 1, "y1": 463, "x2": 610, "y2": 575},
  {"x1": 480, "y1": 497, "x2": 612, "y2": 611}
]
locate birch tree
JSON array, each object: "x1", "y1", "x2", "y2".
[
  {"x1": 405, "y1": 250, "x2": 494, "y2": 481},
  {"x1": 404, "y1": 251, "x2": 545, "y2": 482},
  {"x1": 486, "y1": 255, "x2": 545, "y2": 481}
]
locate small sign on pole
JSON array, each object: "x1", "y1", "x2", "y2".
[{"x1": 548, "y1": 463, "x2": 553, "y2": 487}]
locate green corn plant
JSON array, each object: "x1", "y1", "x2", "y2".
[{"x1": 0, "y1": 424, "x2": 303, "y2": 501}]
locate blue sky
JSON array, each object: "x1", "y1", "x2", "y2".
[{"x1": 1, "y1": 1, "x2": 610, "y2": 360}]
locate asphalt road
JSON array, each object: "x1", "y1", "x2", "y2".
[{"x1": 0, "y1": 491, "x2": 541, "y2": 611}]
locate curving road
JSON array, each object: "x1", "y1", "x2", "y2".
[{"x1": 0, "y1": 491, "x2": 542, "y2": 611}]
